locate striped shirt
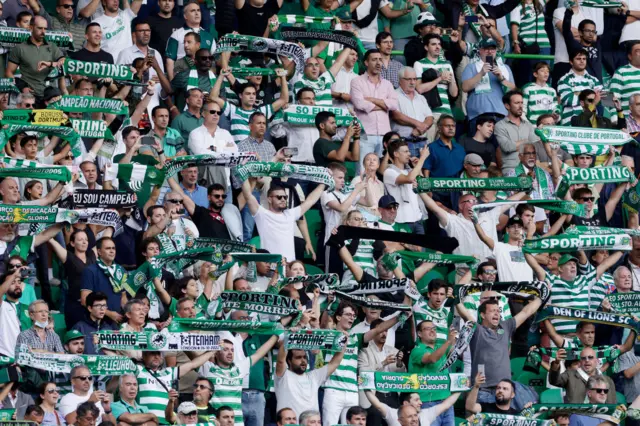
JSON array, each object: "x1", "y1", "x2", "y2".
[
  {"x1": 222, "y1": 101, "x2": 274, "y2": 143},
  {"x1": 199, "y1": 359, "x2": 251, "y2": 426},
  {"x1": 135, "y1": 365, "x2": 178, "y2": 424},
  {"x1": 546, "y1": 265, "x2": 607, "y2": 334},
  {"x1": 322, "y1": 333, "x2": 363, "y2": 393},
  {"x1": 462, "y1": 293, "x2": 512, "y2": 322},
  {"x1": 165, "y1": 26, "x2": 215, "y2": 61},
  {"x1": 413, "y1": 300, "x2": 450, "y2": 345},
  {"x1": 557, "y1": 70, "x2": 602, "y2": 125},
  {"x1": 610, "y1": 64, "x2": 640, "y2": 117},
  {"x1": 413, "y1": 57, "x2": 455, "y2": 115},
  {"x1": 345, "y1": 239, "x2": 377, "y2": 277},
  {"x1": 510, "y1": 2, "x2": 550, "y2": 48},
  {"x1": 522, "y1": 82, "x2": 559, "y2": 123},
  {"x1": 292, "y1": 71, "x2": 335, "y2": 106}
]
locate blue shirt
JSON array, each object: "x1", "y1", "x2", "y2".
[
  {"x1": 181, "y1": 183, "x2": 208, "y2": 209},
  {"x1": 80, "y1": 264, "x2": 123, "y2": 313},
  {"x1": 461, "y1": 62, "x2": 512, "y2": 120},
  {"x1": 569, "y1": 414, "x2": 602, "y2": 426},
  {"x1": 72, "y1": 316, "x2": 118, "y2": 355},
  {"x1": 422, "y1": 139, "x2": 466, "y2": 178},
  {"x1": 112, "y1": 400, "x2": 150, "y2": 421}
]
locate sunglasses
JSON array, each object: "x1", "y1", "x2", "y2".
[
  {"x1": 66, "y1": 155, "x2": 74, "y2": 160},
  {"x1": 586, "y1": 98, "x2": 596, "y2": 103},
  {"x1": 193, "y1": 384, "x2": 212, "y2": 390},
  {"x1": 183, "y1": 412, "x2": 198, "y2": 416},
  {"x1": 8, "y1": 263, "x2": 23, "y2": 269},
  {"x1": 581, "y1": 355, "x2": 596, "y2": 361},
  {"x1": 590, "y1": 388, "x2": 609, "y2": 394},
  {"x1": 197, "y1": 56, "x2": 213, "y2": 61},
  {"x1": 73, "y1": 375, "x2": 92, "y2": 381},
  {"x1": 167, "y1": 199, "x2": 183, "y2": 204},
  {"x1": 60, "y1": 4, "x2": 73, "y2": 8},
  {"x1": 208, "y1": 110, "x2": 222, "y2": 115},
  {"x1": 481, "y1": 270, "x2": 497, "y2": 275},
  {"x1": 212, "y1": 193, "x2": 227, "y2": 199},
  {"x1": 580, "y1": 197, "x2": 595, "y2": 202},
  {"x1": 24, "y1": 103, "x2": 35, "y2": 108},
  {"x1": 47, "y1": 389, "x2": 60, "y2": 394},
  {"x1": 272, "y1": 195, "x2": 288, "y2": 200}
]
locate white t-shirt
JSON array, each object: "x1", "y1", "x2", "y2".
[
  {"x1": 0, "y1": 300, "x2": 20, "y2": 357},
  {"x1": 442, "y1": 208, "x2": 502, "y2": 261},
  {"x1": 274, "y1": 366, "x2": 329, "y2": 417},
  {"x1": 350, "y1": 313, "x2": 401, "y2": 348},
  {"x1": 383, "y1": 166, "x2": 421, "y2": 224},
  {"x1": 59, "y1": 393, "x2": 105, "y2": 424},
  {"x1": 621, "y1": 0, "x2": 640, "y2": 43},
  {"x1": 383, "y1": 403, "x2": 438, "y2": 426},
  {"x1": 321, "y1": 190, "x2": 358, "y2": 243},
  {"x1": 352, "y1": 0, "x2": 391, "y2": 43},
  {"x1": 253, "y1": 205, "x2": 302, "y2": 261},
  {"x1": 492, "y1": 242, "x2": 534, "y2": 282},
  {"x1": 92, "y1": 9, "x2": 136, "y2": 60}
]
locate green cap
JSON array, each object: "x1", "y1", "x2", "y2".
[
  {"x1": 336, "y1": 9, "x2": 354, "y2": 21},
  {"x1": 64, "y1": 330, "x2": 85, "y2": 343},
  {"x1": 479, "y1": 38, "x2": 498, "y2": 48},
  {"x1": 558, "y1": 254, "x2": 579, "y2": 266}
]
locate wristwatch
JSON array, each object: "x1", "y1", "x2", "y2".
[{"x1": 626, "y1": 9, "x2": 631, "y2": 15}]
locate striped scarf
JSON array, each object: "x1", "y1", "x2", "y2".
[{"x1": 187, "y1": 68, "x2": 216, "y2": 93}]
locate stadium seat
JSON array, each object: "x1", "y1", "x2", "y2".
[
  {"x1": 617, "y1": 392, "x2": 626, "y2": 404},
  {"x1": 248, "y1": 236, "x2": 261, "y2": 249},
  {"x1": 540, "y1": 388, "x2": 563, "y2": 403},
  {"x1": 515, "y1": 371, "x2": 548, "y2": 394},
  {"x1": 304, "y1": 264, "x2": 324, "y2": 275},
  {"x1": 304, "y1": 209, "x2": 322, "y2": 259},
  {"x1": 510, "y1": 357, "x2": 527, "y2": 377}
]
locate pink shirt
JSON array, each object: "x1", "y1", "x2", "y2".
[{"x1": 350, "y1": 73, "x2": 399, "y2": 136}]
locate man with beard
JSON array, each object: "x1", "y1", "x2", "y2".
[
  {"x1": 366, "y1": 390, "x2": 460, "y2": 426},
  {"x1": 495, "y1": 91, "x2": 540, "y2": 175},
  {"x1": 165, "y1": 377, "x2": 216, "y2": 423},
  {"x1": 466, "y1": 375, "x2": 520, "y2": 414},
  {"x1": 313, "y1": 111, "x2": 361, "y2": 168},
  {"x1": 116, "y1": 19, "x2": 165, "y2": 79},
  {"x1": 92, "y1": 0, "x2": 141, "y2": 59},
  {"x1": 0, "y1": 268, "x2": 26, "y2": 358},
  {"x1": 170, "y1": 180, "x2": 242, "y2": 241}
]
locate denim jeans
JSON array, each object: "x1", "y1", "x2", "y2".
[
  {"x1": 477, "y1": 383, "x2": 538, "y2": 411},
  {"x1": 358, "y1": 135, "x2": 384, "y2": 175},
  {"x1": 241, "y1": 189, "x2": 260, "y2": 241},
  {"x1": 242, "y1": 390, "x2": 266, "y2": 426},
  {"x1": 421, "y1": 401, "x2": 454, "y2": 426}
]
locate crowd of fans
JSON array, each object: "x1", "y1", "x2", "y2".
[{"x1": 0, "y1": 0, "x2": 640, "y2": 425}]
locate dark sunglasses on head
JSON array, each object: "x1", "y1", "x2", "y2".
[
  {"x1": 212, "y1": 193, "x2": 227, "y2": 199},
  {"x1": 208, "y1": 110, "x2": 222, "y2": 115}
]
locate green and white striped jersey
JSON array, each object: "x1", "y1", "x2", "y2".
[
  {"x1": 413, "y1": 300, "x2": 450, "y2": 345},
  {"x1": 557, "y1": 70, "x2": 602, "y2": 125},
  {"x1": 165, "y1": 26, "x2": 215, "y2": 61},
  {"x1": 610, "y1": 64, "x2": 640, "y2": 117},
  {"x1": 413, "y1": 57, "x2": 455, "y2": 115},
  {"x1": 291, "y1": 70, "x2": 335, "y2": 106},
  {"x1": 510, "y1": 3, "x2": 550, "y2": 48},
  {"x1": 522, "y1": 82, "x2": 559, "y2": 123},
  {"x1": 546, "y1": 265, "x2": 607, "y2": 334},
  {"x1": 344, "y1": 238, "x2": 377, "y2": 277},
  {"x1": 199, "y1": 359, "x2": 251, "y2": 426},
  {"x1": 222, "y1": 101, "x2": 274, "y2": 143},
  {"x1": 322, "y1": 332, "x2": 363, "y2": 393},
  {"x1": 462, "y1": 293, "x2": 512, "y2": 322},
  {"x1": 135, "y1": 365, "x2": 178, "y2": 424}
]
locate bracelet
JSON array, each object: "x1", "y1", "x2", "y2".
[
  {"x1": 353, "y1": 137, "x2": 360, "y2": 140},
  {"x1": 157, "y1": 150, "x2": 165, "y2": 155}
]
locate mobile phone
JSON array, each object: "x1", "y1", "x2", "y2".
[
  {"x1": 140, "y1": 135, "x2": 156, "y2": 146},
  {"x1": 486, "y1": 56, "x2": 495, "y2": 67},
  {"x1": 465, "y1": 15, "x2": 479, "y2": 23},
  {"x1": 147, "y1": 49, "x2": 155, "y2": 59},
  {"x1": 441, "y1": 28, "x2": 453, "y2": 36},
  {"x1": 175, "y1": 208, "x2": 185, "y2": 215},
  {"x1": 452, "y1": 316, "x2": 462, "y2": 330},
  {"x1": 20, "y1": 267, "x2": 36, "y2": 279},
  {"x1": 283, "y1": 147, "x2": 298, "y2": 157},
  {"x1": 478, "y1": 364, "x2": 485, "y2": 376}
]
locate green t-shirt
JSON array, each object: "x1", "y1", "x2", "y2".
[
  {"x1": 409, "y1": 341, "x2": 451, "y2": 402},
  {"x1": 243, "y1": 335, "x2": 270, "y2": 391},
  {"x1": 112, "y1": 400, "x2": 149, "y2": 421}
]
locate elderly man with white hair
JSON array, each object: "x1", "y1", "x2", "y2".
[
  {"x1": 390, "y1": 67, "x2": 433, "y2": 157},
  {"x1": 299, "y1": 410, "x2": 322, "y2": 426}
]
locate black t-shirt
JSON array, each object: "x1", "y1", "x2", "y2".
[
  {"x1": 69, "y1": 48, "x2": 114, "y2": 64},
  {"x1": 479, "y1": 403, "x2": 519, "y2": 415},
  {"x1": 191, "y1": 205, "x2": 232, "y2": 239},
  {"x1": 570, "y1": 201, "x2": 607, "y2": 227},
  {"x1": 458, "y1": 135, "x2": 496, "y2": 167},
  {"x1": 237, "y1": 0, "x2": 281, "y2": 37},
  {"x1": 147, "y1": 14, "x2": 184, "y2": 59}
]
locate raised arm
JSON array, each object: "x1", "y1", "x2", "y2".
[
  {"x1": 525, "y1": 253, "x2": 546, "y2": 281},
  {"x1": 167, "y1": 177, "x2": 196, "y2": 216},
  {"x1": 418, "y1": 192, "x2": 449, "y2": 227},
  {"x1": 363, "y1": 314, "x2": 401, "y2": 344},
  {"x1": 249, "y1": 335, "x2": 278, "y2": 365},
  {"x1": 514, "y1": 296, "x2": 542, "y2": 328},
  {"x1": 605, "y1": 182, "x2": 627, "y2": 222},
  {"x1": 596, "y1": 251, "x2": 623, "y2": 280},
  {"x1": 543, "y1": 319, "x2": 566, "y2": 348},
  {"x1": 48, "y1": 238, "x2": 69, "y2": 263},
  {"x1": 472, "y1": 218, "x2": 495, "y2": 251},
  {"x1": 271, "y1": 71, "x2": 289, "y2": 112},
  {"x1": 178, "y1": 351, "x2": 215, "y2": 376},
  {"x1": 338, "y1": 245, "x2": 364, "y2": 282},
  {"x1": 326, "y1": 344, "x2": 346, "y2": 376},
  {"x1": 465, "y1": 372, "x2": 485, "y2": 413},
  {"x1": 241, "y1": 179, "x2": 261, "y2": 216},
  {"x1": 299, "y1": 183, "x2": 326, "y2": 216},
  {"x1": 34, "y1": 223, "x2": 64, "y2": 247}
]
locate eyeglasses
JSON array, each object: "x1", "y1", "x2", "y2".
[
  {"x1": 580, "y1": 197, "x2": 595, "y2": 202},
  {"x1": 193, "y1": 384, "x2": 212, "y2": 391},
  {"x1": 91, "y1": 303, "x2": 107, "y2": 309},
  {"x1": 582, "y1": 29, "x2": 596, "y2": 34},
  {"x1": 208, "y1": 110, "x2": 222, "y2": 115},
  {"x1": 480, "y1": 296, "x2": 500, "y2": 301},
  {"x1": 586, "y1": 98, "x2": 596, "y2": 103},
  {"x1": 481, "y1": 270, "x2": 497, "y2": 275},
  {"x1": 24, "y1": 103, "x2": 35, "y2": 108},
  {"x1": 581, "y1": 355, "x2": 596, "y2": 361},
  {"x1": 46, "y1": 389, "x2": 60, "y2": 394},
  {"x1": 272, "y1": 195, "x2": 288, "y2": 201},
  {"x1": 73, "y1": 375, "x2": 92, "y2": 381},
  {"x1": 8, "y1": 263, "x2": 23, "y2": 269},
  {"x1": 197, "y1": 56, "x2": 213, "y2": 61},
  {"x1": 340, "y1": 313, "x2": 356, "y2": 318},
  {"x1": 212, "y1": 193, "x2": 227, "y2": 199},
  {"x1": 66, "y1": 155, "x2": 74, "y2": 160},
  {"x1": 167, "y1": 199, "x2": 183, "y2": 204},
  {"x1": 590, "y1": 388, "x2": 609, "y2": 394}
]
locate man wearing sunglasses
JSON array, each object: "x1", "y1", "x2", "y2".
[
  {"x1": 59, "y1": 365, "x2": 116, "y2": 425},
  {"x1": 550, "y1": 347, "x2": 617, "y2": 404},
  {"x1": 570, "y1": 89, "x2": 625, "y2": 131}
]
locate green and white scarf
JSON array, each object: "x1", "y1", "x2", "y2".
[
  {"x1": 278, "y1": 273, "x2": 340, "y2": 291},
  {"x1": 462, "y1": 3, "x2": 489, "y2": 38},
  {"x1": 229, "y1": 67, "x2": 277, "y2": 77},
  {"x1": 0, "y1": 78, "x2": 19, "y2": 94},
  {"x1": 123, "y1": 260, "x2": 161, "y2": 297},
  {"x1": 414, "y1": 176, "x2": 532, "y2": 193},
  {"x1": 104, "y1": 164, "x2": 166, "y2": 192},
  {"x1": 358, "y1": 371, "x2": 471, "y2": 392},
  {"x1": 334, "y1": 290, "x2": 412, "y2": 311},
  {"x1": 514, "y1": 163, "x2": 552, "y2": 199},
  {"x1": 217, "y1": 34, "x2": 306, "y2": 73},
  {"x1": 397, "y1": 251, "x2": 478, "y2": 266},
  {"x1": 524, "y1": 346, "x2": 621, "y2": 374},
  {"x1": 71, "y1": 119, "x2": 114, "y2": 140},
  {"x1": 465, "y1": 414, "x2": 554, "y2": 426},
  {"x1": 16, "y1": 345, "x2": 136, "y2": 375},
  {"x1": 473, "y1": 200, "x2": 586, "y2": 217},
  {"x1": 454, "y1": 281, "x2": 551, "y2": 305},
  {"x1": 0, "y1": 205, "x2": 78, "y2": 224},
  {"x1": 0, "y1": 165, "x2": 72, "y2": 183},
  {"x1": 556, "y1": 166, "x2": 634, "y2": 198},
  {"x1": 439, "y1": 321, "x2": 476, "y2": 372},
  {"x1": 528, "y1": 404, "x2": 626, "y2": 422},
  {"x1": 95, "y1": 331, "x2": 222, "y2": 351},
  {"x1": 607, "y1": 292, "x2": 640, "y2": 315},
  {"x1": 155, "y1": 247, "x2": 224, "y2": 277},
  {"x1": 285, "y1": 329, "x2": 347, "y2": 352},
  {"x1": 168, "y1": 318, "x2": 285, "y2": 335},
  {"x1": 234, "y1": 162, "x2": 335, "y2": 191},
  {"x1": 164, "y1": 153, "x2": 258, "y2": 178},
  {"x1": 63, "y1": 59, "x2": 134, "y2": 80},
  {"x1": 565, "y1": 225, "x2": 640, "y2": 237},
  {"x1": 0, "y1": 410, "x2": 16, "y2": 421},
  {"x1": 0, "y1": 124, "x2": 82, "y2": 157},
  {"x1": 212, "y1": 291, "x2": 301, "y2": 317},
  {"x1": 537, "y1": 126, "x2": 632, "y2": 156},
  {"x1": 48, "y1": 96, "x2": 129, "y2": 115},
  {"x1": 623, "y1": 181, "x2": 640, "y2": 215},
  {"x1": 96, "y1": 258, "x2": 128, "y2": 293},
  {"x1": 283, "y1": 105, "x2": 356, "y2": 127},
  {"x1": 0, "y1": 27, "x2": 73, "y2": 48},
  {"x1": 535, "y1": 305, "x2": 640, "y2": 333},
  {"x1": 333, "y1": 277, "x2": 409, "y2": 294},
  {"x1": 187, "y1": 68, "x2": 216, "y2": 92},
  {"x1": 192, "y1": 238, "x2": 254, "y2": 253},
  {"x1": 581, "y1": 0, "x2": 622, "y2": 6},
  {"x1": 277, "y1": 15, "x2": 336, "y2": 25},
  {"x1": 523, "y1": 233, "x2": 632, "y2": 253},
  {"x1": 280, "y1": 28, "x2": 364, "y2": 57},
  {"x1": 0, "y1": 157, "x2": 39, "y2": 168}
]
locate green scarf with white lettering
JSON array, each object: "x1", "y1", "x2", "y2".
[
  {"x1": 556, "y1": 166, "x2": 634, "y2": 198},
  {"x1": 163, "y1": 153, "x2": 259, "y2": 178},
  {"x1": 514, "y1": 163, "x2": 552, "y2": 199},
  {"x1": 233, "y1": 162, "x2": 335, "y2": 190},
  {"x1": 535, "y1": 305, "x2": 640, "y2": 334},
  {"x1": 524, "y1": 346, "x2": 621, "y2": 374},
  {"x1": 358, "y1": 371, "x2": 471, "y2": 393},
  {"x1": 473, "y1": 199, "x2": 586, "y2": 217},
  {"x1": 285, "y1": 329, "x2": 347, "y2": 352},
  {"x1": 464, "y1": 413, "x2": 554, "y2": 426},
  {"x1": 168, "y1": 318, "x2": 285, "y2": 335},
  {"x1": 0, "y1": 123, "x2": 82, "y2": 157},
  {"x1": 282, "y1": 105, "x2": 358, "y2": 127},
  {"x1": 414, "y1": 176, "x2": 532, "y2": 193},
  {"x1": 523, "y1": 233, "x2": 632, "y2": 253},
  {"x1": 0, "y1": 27, "x2": 72, "y2": 48},
  {"x1": 0, "y1": 205, "x2": 78, "y2": 225},
  {"x1": 0, "y1": 78, "x2": 19, "y2": 94},
  {"x1": 187, "y1": 68, "x2": 216, "y2": 93},
  {"x1": 0, "y1": 165, "x2": 72, "y2": 183},
  {"x1": 71, "y1": 119, "x2": 114, "y2": 140},
  {"x1": 526, "y1": 404, "x2": 626, "y2": 423},
  {"x1": 217, "y1": 34, "x2": 306, "y2": 72},
  {"x1": 536, "y1": 127, "x2": 632, "y2": 155},
  {"x1": 63, "y1": 59, "x2": 135, "y2": 81},
  {"x1": 16, "y1": 345, "x2": 137, "y2": 375},
  {"x1": 48, "y1": 96, "x2": 129, "y2": 115}
]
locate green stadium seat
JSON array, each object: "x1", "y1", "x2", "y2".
[
  {"x1": 304, "y1": 209, "x2": 322, "y2": 259},
  {"x1": 515, "y1": 371, "x2": 548, "y2": 394},
  {"x1": 345, "y1": 161, "x2": 357, "y2": 180},
  {"x1": 304, "y1": 264, "x2": 324, "y2": 275},
  {"x1": 52, "y1": 312, "x2": 67, "y2": 341},
  {"x1": 510, "y1": 357, "x2": 527, "y2": 377},
  {"x1": 540, "y1": 388, "x2": 563, "y2": 403},
  {"x1": 617, "y1": 392, "x2": 626, "y2": 404},
  {"x1": 248, "y1": 236, "x2": 261, "y2": 249}
]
